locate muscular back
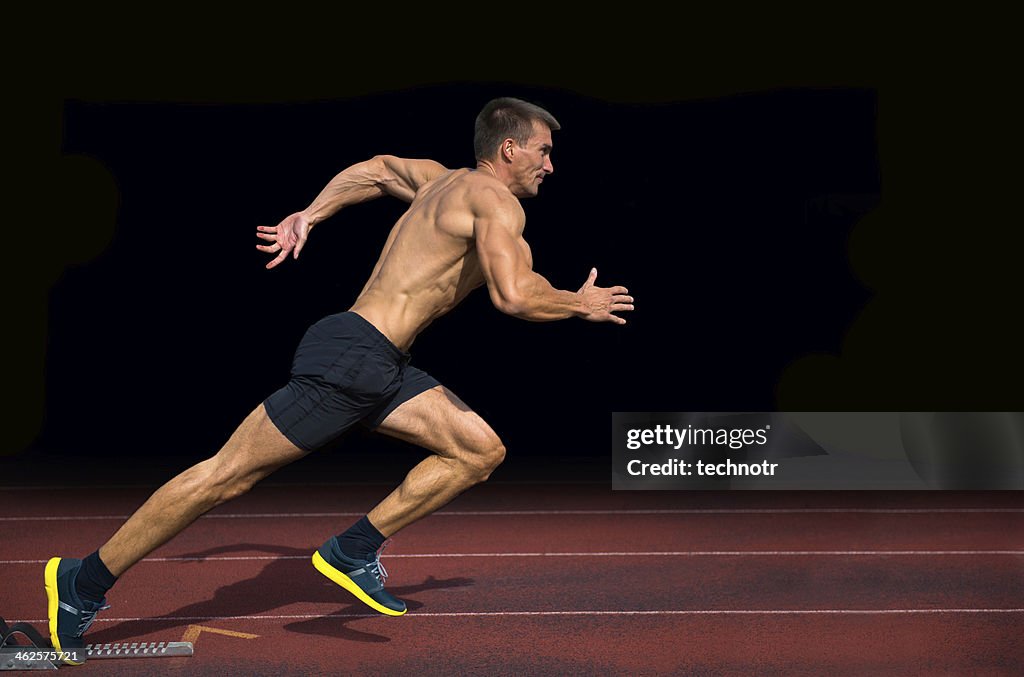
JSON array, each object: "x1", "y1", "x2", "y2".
[{"x1": 349, "y1": 169, "x2": 526, "y2": 350}]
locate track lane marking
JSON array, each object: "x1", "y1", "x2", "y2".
[
  {"x1": 3, "y1": 508, "x2": 1023, "y2": 521},
  {"x1": 7, "y1": 608, "x2": 1024, "y2": 625},
  {"x1": 4, "y1": 550, "x2": 1023, "y2": 565}
]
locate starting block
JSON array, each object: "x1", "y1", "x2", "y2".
[{"x1": 0, "y1": 616, "x2": 192, "y2": 670}]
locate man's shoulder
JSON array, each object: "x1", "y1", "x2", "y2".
[{"x1": 455, "y1": 172, "x2": 520, "y2": 217}]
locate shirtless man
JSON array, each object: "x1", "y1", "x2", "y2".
[{"x1": 44, "y1": 97, "x2": 634, "y2": 662}]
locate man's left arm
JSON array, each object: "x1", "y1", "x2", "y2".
[{"x1": 475, "y1": 197, "x2": 634, "y2": 324}]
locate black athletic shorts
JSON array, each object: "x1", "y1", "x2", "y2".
[{"x1": 264, "y1": 311, "x2": 440, "y2": 451}]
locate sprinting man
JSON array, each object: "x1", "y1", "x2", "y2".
[{"x1": 45, "y1": 97, "x2": 634, "y2": 662}]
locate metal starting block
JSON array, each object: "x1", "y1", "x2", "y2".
[
  {"x1": 1, "y1": 616, "x2": 192, "y2": 670},
  {"x1": 85, "y1": 641, "x2": 193, "y2": 658}
]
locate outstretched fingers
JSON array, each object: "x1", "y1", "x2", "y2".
[
  {"x1": 255, "y1": 225, "x2": 279, "y2": 252},
  {"x1": 612, "y1": 292, "x2": 634, "y2": 308},
  {"x1": 256, "y1": 223, "x2": 296, "y2": 269},
  {"x1": 606, "y1": 288, "x2": 634, "y2": 324},
  {"x1": 577, "y1": 267, "x2": 635, "y2": 325},
  {"x1": 265, "y1": 247, "x2": 290, "y2": 269},
  {"x1": 605, "y1": 312, "x2": 628, "y2": 325}
]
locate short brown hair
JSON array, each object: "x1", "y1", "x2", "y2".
[{"x1": 473, "y1": 97, "x2": 561, "y2": 162}]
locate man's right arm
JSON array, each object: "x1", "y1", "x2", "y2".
[
  {"x1": 474, "y1": 195, "x2": 634, "y2": 324},
  {"x1": 303, "y1": 155, "x2": 448, "y2": 226},
  {"x1": 256, "y1": 155, "x2": 448, "y2": 269}
]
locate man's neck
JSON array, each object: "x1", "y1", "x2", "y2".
[{"x1": 474, "y1": 161, "x2": 498, "y2": 177}]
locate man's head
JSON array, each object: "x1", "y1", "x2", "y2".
[{"x1": 474, "y1": 97, "x2": 560, "y2": 198}]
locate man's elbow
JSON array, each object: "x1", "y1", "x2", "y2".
[
  {"x1": 370, "y1": 155, "x2": 416, "y2": 202},
  {"x1": 366, "y1": 155, "x2": 392, "y2": 183},
  {"x1": 491, "y1": 291, "x2": 528, "y2": 318}
]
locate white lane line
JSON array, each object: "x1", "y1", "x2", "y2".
[
  {"x1": 3, "y1": 551, "x2": 1023, "y2": 565},
  {"x1": 3, "y1": 508, "x2": 1023, "y2": 521},
  {"x1": 7, "y1": 608, "x2": 1024, "y2": 625}
]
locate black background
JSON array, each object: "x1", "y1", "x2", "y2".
[{"x1": 4, "y1": 20, "x2": 1020, "y2": 483}]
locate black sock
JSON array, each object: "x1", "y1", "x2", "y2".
[
  {"x1": 337, "y1": 515, "x2": 385, "y2": 561},
  {"x1": 76, "y1": 550, "x2": 118, "y2": 605}
]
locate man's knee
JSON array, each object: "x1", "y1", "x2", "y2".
[
  {"x1": 458, "y1": 432, "x2": 506, "y2": 482},
  {"x1": 184, "y1": 456, "x2": 255, "y2": 506},
  {"x1": 199, "y1": 440, "x2": 272, "y2": 505},
  {"x1": 215, "y1": 466, "x2": 259, "y2": 503},
  {"x1": 482, "y1": 439, "x2": 507, "y2": 478}
]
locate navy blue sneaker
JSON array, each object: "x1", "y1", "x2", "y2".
[
  {"x1": 44, "y1": 557, "x2": 109, "y2": 664},
  {"x1": 312, "y1": 537, "x2": 406, "y2": 616}
]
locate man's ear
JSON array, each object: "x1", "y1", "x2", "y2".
[{"x1": 502, "y1": 138, "x2": 514, "y2": 161}]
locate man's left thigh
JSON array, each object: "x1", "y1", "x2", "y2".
[
  {"x1": 363, "y1": 365, "x2": 441, "y2": 430},
  {"x1": 372, "y1": 383, "x2": 503, "y2": 459}
]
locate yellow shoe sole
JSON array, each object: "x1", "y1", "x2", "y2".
[
  {"x1": 44, "y1": 557, "x2": 86, "y2": 666},
  {"x1": 311, "y1": 551, "x2": 405, "y2": 616}
]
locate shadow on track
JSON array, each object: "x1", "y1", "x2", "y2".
[{"x1": 89, "y1": 543, "x2": 473, "y2": 644}]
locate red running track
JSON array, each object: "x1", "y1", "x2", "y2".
[{"x1": 1, "y1": 483, "x2": 1022, "y2": 675}]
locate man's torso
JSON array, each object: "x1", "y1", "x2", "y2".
[{"x1": 349, "y1": 168, "x2": 527, "y2": 350}]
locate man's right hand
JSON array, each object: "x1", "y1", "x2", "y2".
[
  {"x1": 577, "y1": 268, "x2": 634, "y2": 325},
  {"x1": 256, "y1": 212, "x2": 312, "y2": 269}
]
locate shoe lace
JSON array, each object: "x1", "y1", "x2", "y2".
[
  {"x1": 77, "y1": 603, "x2": 110, "y2": 637},
  {"x1": 366, "y1": 540, "x2": 391, "y2": 584}
]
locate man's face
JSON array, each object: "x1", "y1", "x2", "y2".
[{"x1": 509, "y1": 120, "x2": 554, "y2": 198}]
